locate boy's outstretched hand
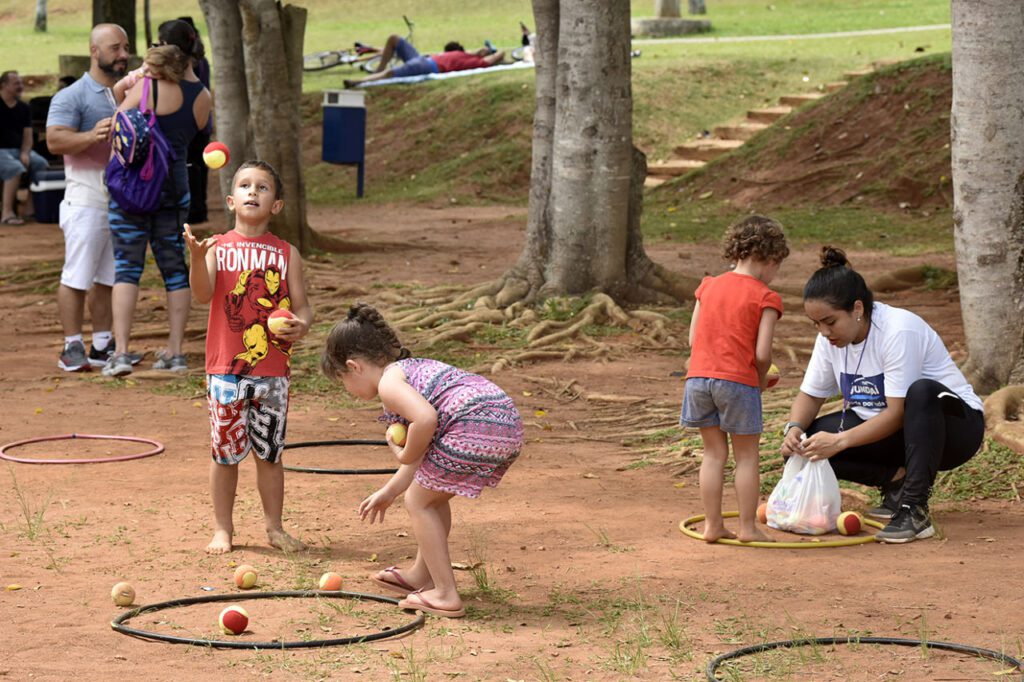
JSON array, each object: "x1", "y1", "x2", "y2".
[
  {"x1": 183, "y1": 223, "x2": 216, "y2": 258},
  {"x1": 359, "y1": 488, "x2": 396, "y2": 524}
]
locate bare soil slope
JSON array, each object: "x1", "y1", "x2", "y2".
[{"x1": 665, "y1": 55, "x2": 953, "y2": 213}]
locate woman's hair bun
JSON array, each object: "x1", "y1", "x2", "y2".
[{"x1": 820, "y1": 245, "x2": 849, "y2": 268}]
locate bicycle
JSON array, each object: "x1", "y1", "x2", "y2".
[{"x1": 303, "y1": 16, "x2": 414, "y2": 73}]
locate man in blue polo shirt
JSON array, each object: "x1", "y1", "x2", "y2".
[{"x1": 46, "y1": 24, "x2": 141, "y2": 372}]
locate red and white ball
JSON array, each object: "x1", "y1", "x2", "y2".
[
  {"x1": 267, "y1": 309, "x2": 297, "y2": 335},
  {"x1": 836, "y1": 511, "x2": 863, "y2": 535},
  {"x1": 233, "y1": 564, "x2": 258, "y2": 589},
  {"x1": 318, "y1": 572, "x2": 344, "y2": 591},
  {"x1": 219, "y1": 605, "x2": 249, "y2": 635},
  {"x1": 203, "y1": 141, "x2": 230, "y2": 170}
]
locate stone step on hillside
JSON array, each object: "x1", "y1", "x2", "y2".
[
  {"x1": 644, "y1": 176, "x2": 668, "y2": 189},
  {"x1": 746, "y1": 105, "x2": 792, "y2": 124},
  {"x1": 713, "y1": 121, "x2": 769, "y2": 141},
  {"x1": 843, "y1": 68, "x2": 874, "y2": 80},
  {"x1": 648, "y1": 159, "x2": 706, "y2": 177},
  {"x1": 672, "y1": 138, "x2": 744, "y2": 162},
  {"x1": 778, "y1": 92, "x2": 826, "y2": 107},
  {"x1": 824, "y1": 81, "x2": 848, "y2": 93}
]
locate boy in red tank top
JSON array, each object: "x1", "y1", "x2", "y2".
[
  {"x1": 184, "y1": 160, "x2": 313, "y2": 554},
  {"x1": 682, "y1": 216, "x2": 789, "y2": 543}
]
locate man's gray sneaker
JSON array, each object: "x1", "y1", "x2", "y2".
[
  {"x1": 101, "y1": 352, "x2": 134, "y2": 377},
  {"x1": 153, "y1": 351, "x2": 188, "y2": 372},
  {"x1": 58, "y1": 340, "x2": 90, "y2": 372},
  {"x1": 875, "y1": 504, "x2": 935, "y2": 543}
]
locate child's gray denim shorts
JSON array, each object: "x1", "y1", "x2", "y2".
[{"x1": 680, "y1": 377, "x2": 763, "y2": 435}]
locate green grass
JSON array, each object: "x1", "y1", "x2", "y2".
[
  {"x1": 651, "y1": 0, "x2": 949, "y2": 37},
  {"x1": 643, "y1": 197, "x2": 953, "y2": 256},
  {"x1": 2, "y1": 0, "x2": 946, "y2": 79}
]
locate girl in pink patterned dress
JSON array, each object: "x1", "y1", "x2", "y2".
[{"x1": 321, "y1": 303, "x2": 523, "y2": 618}]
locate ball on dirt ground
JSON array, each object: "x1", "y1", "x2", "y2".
[
  {"x1": 267, "y1": 309, "x2": 297, "y2": 335},
  {"x1": 836, "y1": 511, "x2": 862, "y2": 535},
  {"x1": 203, "y1": 141, "x2": 229, "y2": 170},
  {"x1": 233, "y1": 564, "x2": 258, "y2": 589},
  {"x1": 756, "y1": 502, "x2": 768, "y2": 525},
  {"x1": 219, "y1": 605, "x2": 249, "y2": 635},
  {"x1": 766, "y1": 364, "x2": 781, "y2": 389},
  {"x1": 318, "y1": 572, "x2": 344, "y2": 591},
  {"x1": 111, "y1": 581, "x2": 135, "y2": 607},
  {"x1": 386, "y1": 423, "x2": 407, "y2": 447}
]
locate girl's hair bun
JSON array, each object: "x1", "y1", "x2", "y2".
[{"x1": 820, "y1": 245, "x2": 849, "y2": 268}]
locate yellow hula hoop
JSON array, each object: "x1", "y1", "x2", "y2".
[{"x1": 679, "y1": 511, "x2": 884, "y2": 548}]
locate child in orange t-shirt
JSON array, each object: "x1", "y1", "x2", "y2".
[{"x1": 682, "y1": 216, "x2": 789, "y2": 542}]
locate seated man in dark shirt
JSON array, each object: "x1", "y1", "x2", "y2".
[
  {"x1": 0, "y1": 71, "x2": 48, "y2": 224},
  {"x1": 344, "y1": 37, "x2": 504, "y2": 88}
]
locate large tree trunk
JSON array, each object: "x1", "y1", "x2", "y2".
[
  {"x1": 655, "y1": 0, "x2": 681, "y2": 18},
  {"x1": 951, "y1": 0, "x2": 1024, "y2": 392},
  {"x1": 199, "y1": 0, "x2": 252, "y2": 194},
  {"x1": 238, "y1": 0, "x2": 311, "y2": 253},
  {"x1": 497, "y1": 0, "x2": 694, "y2": 307},
  {"x1": 93, "y1": 0, "x2": 136, "y2": 53},
  {"x1": 34, "y1": 0, "x2": 46, "y2": 32}
]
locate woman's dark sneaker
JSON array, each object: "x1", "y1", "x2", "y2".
[
  {"x1": 866, "y1": 479, "x2": 903, "y2": 519},
  {"x1": 875, "y1": 504, "x2": 935, "y2": 543}
]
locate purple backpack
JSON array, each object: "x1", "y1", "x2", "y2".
[{"x1": 106, "y1": 77, "x2": 175, "y2": 214}]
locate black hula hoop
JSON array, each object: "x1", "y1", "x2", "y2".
[
  {"x1": 111, "y1": 590, "x2": 425, "y2": 649},
  {"x1": 283, "y1": 439, "x2": 398, "y2": 475},
  {"x1": 706, "y1": 636, "x2": 1024, "y2": 680},
  {"x1": 0, "y1": 433, "x2": 164, "y2": 465}
]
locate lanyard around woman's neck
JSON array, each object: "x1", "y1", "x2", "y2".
[{"x1": 838, "y1": 325, "x2": 870, "y2": 432}]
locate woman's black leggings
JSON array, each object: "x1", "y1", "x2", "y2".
[{"x1": 806, "y1": 379, "x2": 985, "y2": 508}]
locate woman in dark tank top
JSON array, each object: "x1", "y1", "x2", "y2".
[{"x1": 103, "y1": 19, "x2": 212, "y2": 379}]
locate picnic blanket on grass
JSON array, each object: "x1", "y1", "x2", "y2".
[{"x1": 354, "y1": 60, "x2": 534, "y2": 88}]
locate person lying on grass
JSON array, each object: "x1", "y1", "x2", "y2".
[
  {"x1": 343, "y1": 35, "x2": 504, "y2": 88},
  {"x1": 321, "y1": 303, "x2": 523, "y2": 618}
]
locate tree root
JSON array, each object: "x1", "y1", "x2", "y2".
[
  {"x1": 391, "y1": 286, "x2": 684, "y2": 372},
  {"x1": 984, "y1": 385, "x2": 1024, "y2": 454}
]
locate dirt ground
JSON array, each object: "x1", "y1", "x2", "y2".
[{"x1": 1, "y1": 203, "x2": 1022, "y2": 681}]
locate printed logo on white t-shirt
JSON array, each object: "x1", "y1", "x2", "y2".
[{"x1": 841, "y1": 372, "x2": 887, "y2": 409}]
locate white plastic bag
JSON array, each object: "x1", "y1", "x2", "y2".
[{"x1": 766, "y1": 456, "x2": 842, "y2": 535}]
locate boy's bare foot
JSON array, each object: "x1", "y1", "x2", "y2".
[
  {"x1": 206, "y1": 529, "x2": 233, "y2": 554},
  {"x1": 738, "y1": 528, "x2": 774, "y2": 543},
  {"x1": 702, "y1": 524, "x2": 737, "y2": 543},
  {"x1": 268, "y1": 528, "x2": 307, "y2": 553}
]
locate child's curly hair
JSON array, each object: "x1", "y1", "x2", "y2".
[
  {"x1": 721, "y1": 215, "x2": 790, "y2": 263},
  {"x1": 320, "y1": 303, "x2": 411, "y2": 379}
]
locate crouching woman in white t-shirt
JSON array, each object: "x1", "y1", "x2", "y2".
[{"x1": 780, "y1": 246, "x2": 985, "y2": 544}]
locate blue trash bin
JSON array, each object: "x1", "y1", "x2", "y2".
[{"x1": 321, "y1": 90, "x2": 366, "y2": 197}]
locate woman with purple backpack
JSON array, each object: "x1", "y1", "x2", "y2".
[{"x1": 102, "y1": 19, "x2": 212, "y2": 377}]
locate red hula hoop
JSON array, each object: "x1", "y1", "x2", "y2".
[{"x1": 0, "y1": 433, "x2": 165, "y2": 464}]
